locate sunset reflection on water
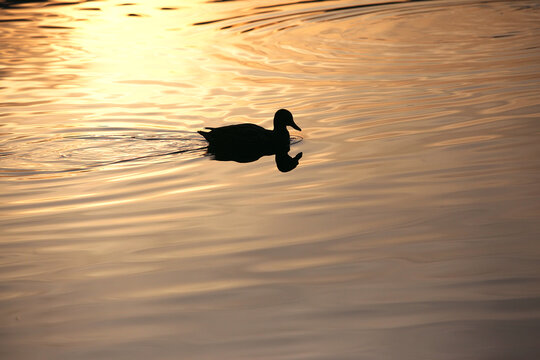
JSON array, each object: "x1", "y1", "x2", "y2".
[{"x1": 1, "y1": 0, "x2": 540, "y2": 359}]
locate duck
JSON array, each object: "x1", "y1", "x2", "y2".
[{"x1": 198, "y1": 109, "x2": 301, "y2": 154}]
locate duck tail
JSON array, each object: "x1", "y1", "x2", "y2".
[{"x1": 198, "y1": 130, "x2": 211, "y2": 141}]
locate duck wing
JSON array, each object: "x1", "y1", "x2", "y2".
[{"x1": 201, "y1": 124, "x2": 272, "y2": 146}]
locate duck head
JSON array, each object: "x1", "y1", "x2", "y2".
[{"x1": 274, "y1": 109, "x2": 301, "y2": 131}]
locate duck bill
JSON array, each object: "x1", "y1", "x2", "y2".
[{"x1": 291, "y1": 121, "x2": 301, "y2": 131}]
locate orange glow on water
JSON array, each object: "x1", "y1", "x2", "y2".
[{"x1": 1, "y1": 1, "x2": 540, "y2": 359}]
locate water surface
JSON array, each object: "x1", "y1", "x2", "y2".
[{"x1": 1, "y1": 0, "x2": 540, "y2": 359}]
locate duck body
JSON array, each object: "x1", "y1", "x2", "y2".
[
  {"x1": 198, "y1": 109, "x2": 300, "y2": 162},
  {"x1": 200, "y1": 123, "x2": 278, "y2": 151}
]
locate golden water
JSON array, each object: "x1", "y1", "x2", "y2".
[{"x1": 1, "y1": 0, "x2": 540, "y2": 358}]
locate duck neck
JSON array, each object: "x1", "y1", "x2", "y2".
[
  {"x1": 273, "y1": 116, "x2": 288, "y2": 132},
  {"x1": 273, "y1": 125, "x2": 289, "y2": 139},
  {"x1": 272, "y1": 125, "x2": 291, "y2": 150}
]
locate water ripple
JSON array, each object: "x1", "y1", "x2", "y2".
[{"x1": 1, "y1": 0, "x2": 539, "y2": 359}]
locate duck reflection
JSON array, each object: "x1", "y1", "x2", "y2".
[{"x1": 198, "y1": 109, "x2": 303, "y2": 172}]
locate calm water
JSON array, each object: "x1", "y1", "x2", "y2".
[{"x1": 1, "y1": 0, "x2": 540, "y2": 359}]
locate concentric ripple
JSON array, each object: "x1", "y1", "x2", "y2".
[
  {"x1": 197, "y1": 0, "x2": 540, "y2": 81},
  {"x1": 0, "y1": 130, "x2": 207, "y2": 176}
]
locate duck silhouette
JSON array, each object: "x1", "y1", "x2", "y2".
[
  {"x1": 198, "y1": 109, "x2": 300, "y2": 152},
  {"x1": 198, "y1": 109, "x2": 303, "y2": 172}
]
